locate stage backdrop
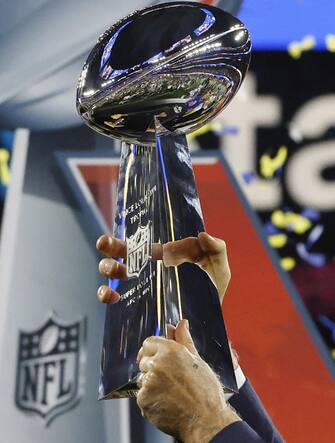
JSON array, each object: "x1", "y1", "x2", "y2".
[{"x1": 57, "y1": 148, "x2": 335, "y2": 442}]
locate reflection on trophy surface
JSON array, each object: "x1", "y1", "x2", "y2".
[{"x1": 77, "y1": 1, "x2": 251, "y2": 399}]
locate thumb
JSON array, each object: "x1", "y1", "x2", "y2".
[{"x1": 174, "y1": 319, "x2": 198, "y2": 355}]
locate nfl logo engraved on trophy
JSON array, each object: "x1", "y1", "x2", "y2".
[
  {"x1": 15, "y1": 312, "x2": 86, "y2": 425},
  {"x1": 126, "y1": 223, "x2": 151, "y2": 278}
]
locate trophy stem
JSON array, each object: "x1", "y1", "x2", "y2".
[{"x1": 99, "y1": 136, "x2": 237, "y2": 399}]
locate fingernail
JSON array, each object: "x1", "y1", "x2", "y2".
[
  {"x1": 97, "y1": 235, "x2": 106, "y2": 250},
  {"x1": 104, "y1": 262, "x2": 112, "y2": 273},
  {"x1": 98, "y1": 286, "x2": 107, "y2": 301},
  {"x1": 185, "y1": 319, "x2": 189, "y2": 330}
]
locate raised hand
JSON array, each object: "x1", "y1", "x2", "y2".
[
  {"x1": 136, "y1": 319, "x2": 240, "y2": 442},
  {"x1": 96, "y1": 232, "x2": 231, "y2": 304}
]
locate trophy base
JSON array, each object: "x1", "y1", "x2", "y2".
[{"x1": 100, "y1": 380, "x2": 139, "y2": 399}]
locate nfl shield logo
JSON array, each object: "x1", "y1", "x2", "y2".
[
  {"x1": 15, "y1": 312, "x2": 87, "y2": 425},
  {"x1": 126, "y1": 224, "x2": 151, "y2": 278}
]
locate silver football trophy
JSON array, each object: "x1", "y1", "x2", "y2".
[{"x1": 77, "y1": 1, "x2": 251, "y2": 398}]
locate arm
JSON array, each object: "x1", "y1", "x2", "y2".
[
  {"x1": 136, "y1": 322, "x2": 244, "y2": 443},
  {"x1": 228, "y1": 379, "x2": 284, "y2": 443},
  {"x1": 96, "y1": 233, "x2": 283, "y2": 442},
  {"x1": 210, "y1": 421, "x2": 265, "y2": 443}
]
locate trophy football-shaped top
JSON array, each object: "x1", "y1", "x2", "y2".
[
  {"x1": 77, "y1": 2, "x2": 251, "y2": 399},
  {"x1": 77, "y1": 1, "x2": 251, "y2": 144}
]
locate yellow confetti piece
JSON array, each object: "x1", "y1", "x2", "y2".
[
  {"x1": 288, "y1": 42, "x2": 302, "y2": 59},
  {"x1": 288, "y1": 35, "x2": 316, "y2": 59},
  {"x1": 280, "y1": 257, "x2": 296, "y2": 271},
  {"x1": 260, "y1": 146, "x2": 288, "y2": 179},
  {"x1": 271, "y1": 210, "x2": 312, "y2": 234},
  {"x1": 301, "y1": 35, "x2": 316, "y2": 51},
  {"x1": 325, "y1": 34, "x2": 335, "y2": 52},
  {"x1": 268, "y1": 234, "x2": 288, "y2": 249},
  {"x1": 271, "y1": 210, "x2": 286, "y2": 228},
  {"x1": 331, "y1": 349, "x2": 335, "y2": 360},
  {"x1": 0, "y1": 148, "x2": 11, "y2": 186}
]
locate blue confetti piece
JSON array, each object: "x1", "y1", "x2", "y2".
[
  {"x1": 306, "y1": 224, "x2": 324, "y2": 249},
  {"x1": 242, "y1": 171, "x2": 256, "y2": 184},
  {"x1": 264, "y1": 222, "x2": 279, "y2": 235},
  {"x1": 301, "y1": 207, "x2": 320, "y2": 221},
  {"x1": 215, "y1": 126, "x2": 240, "y2": 136},
  {"x1": 296, "y1": 243, "x2": 326, "y2": 267}
]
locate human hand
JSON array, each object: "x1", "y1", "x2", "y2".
[
  {"x1": 160, "y1": 232, "x2": 231, "y2": 303},
  {"x1": 136, "y1": 319, "x2": 240, "y2": 442},
  {"x1": 96, "y1": 232, "x2": 231, "y2": 304}
]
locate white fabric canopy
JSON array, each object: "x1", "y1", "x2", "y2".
[
  {"x1": 0, "y1": 0, "x2": 147, "y2": 130},
  {"x1": 0, "y1": 0, "x2": 242, "y2": 130}
]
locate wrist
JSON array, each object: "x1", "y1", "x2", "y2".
[{"x1": 181, "y1": 404, "x2": 241, "y2": 443}]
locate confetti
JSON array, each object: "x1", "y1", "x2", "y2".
[
  {"x1": 0, "y1": 148, "x2": 11, "y2": 186},
  {"x1": 214, "y1": 126, "x2": 239, "y2": 136},
  {"x1": 260, "y1": 146, "x2": 288, "y2": 179},
  {"x1": 268, "y1": 233, "x2": 288, "y2": 249},
  {"x1": 288, "y1": 35, "x2": 316, "y2": 59},
  {"x1": 264, "y1": 222, "x2": 279, "y2": 235},
  {"x1": 325, "y1": 34, "x2": 335, "y2": 52},
  {"x1": 271, "y1": 210, "x2": 312, "y2": 234},
  {"x1": 242, "y1": 171, "x2": 256, "y2": 184},
  {"x1": 296, "y1": 243, "x2": 326, "y2": 267},
  {"x1": 301, "y1": 208, "x2": 320, "y2": 222},
  {"x1": 306, "y1": 224, "x2": 324, "y2": 249},
  {"x1": 280, "y1": 257, "x2": 296, "y2": 271}
]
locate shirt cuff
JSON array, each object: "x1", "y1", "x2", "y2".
[
  {"x1": 224, "y1": 365, "x2": 246, "y2": 400},
  {"x1": 210, "y1": 421, "x2": 265, "y2": 443}
]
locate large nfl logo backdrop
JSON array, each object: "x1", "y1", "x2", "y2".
[{"x1": 15, "y1": 312, "x2": 86, "y2": 425}]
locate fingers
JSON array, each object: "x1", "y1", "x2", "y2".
[
  {"x1": 167, "y1": 324, "x2": 176, "y2": 340},
  {"x1": 151, "y1": 243, "x2": 163, "y2": 261},
  {"x1": 99, "y1": 257, "x2": 127, "y2": 279},
  {"x1": 136, "y1": 372, "x2": 145, "y2": 389},
  {"x1": 137, "y1": 336, "x2": 169, "y2": 363},
  {"x1": 161, "y1": 234, "x2": 227, "y2": 267},
  {"x1": 96, "y1": 233, "x2": 226, "y2": 264},
  {"x1": 174, "y1": 319, "x2": 198, "y2": 356},
  {"x1": 197, "y1": 232, "x2": 227, "y2": 256},
  {"x1": 97, "y1": 285, "x2": 120, "y2": 304},
  {"x1": 139, "y1": 356, "x2": 154, "y2": 373},
  {"x1": 162, "y1": 237, "x2": 203, "y2": 267},
  {"x1": 196, "y1": 233, "x2": 231, "y2": 302},
  {"x1": 96, "y1": 235, "x2": 127, "y2": 258},
  {"x1": 96, "y1": 235, "x2": 126, "y2": 305}
]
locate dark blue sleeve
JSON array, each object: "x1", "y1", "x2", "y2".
[
  {"x1": 228, "y1": 380, "x2": 284, "y2": 443},
  {"x1": 210, "y1": 421, "x2": 265, "y2": 442}
]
